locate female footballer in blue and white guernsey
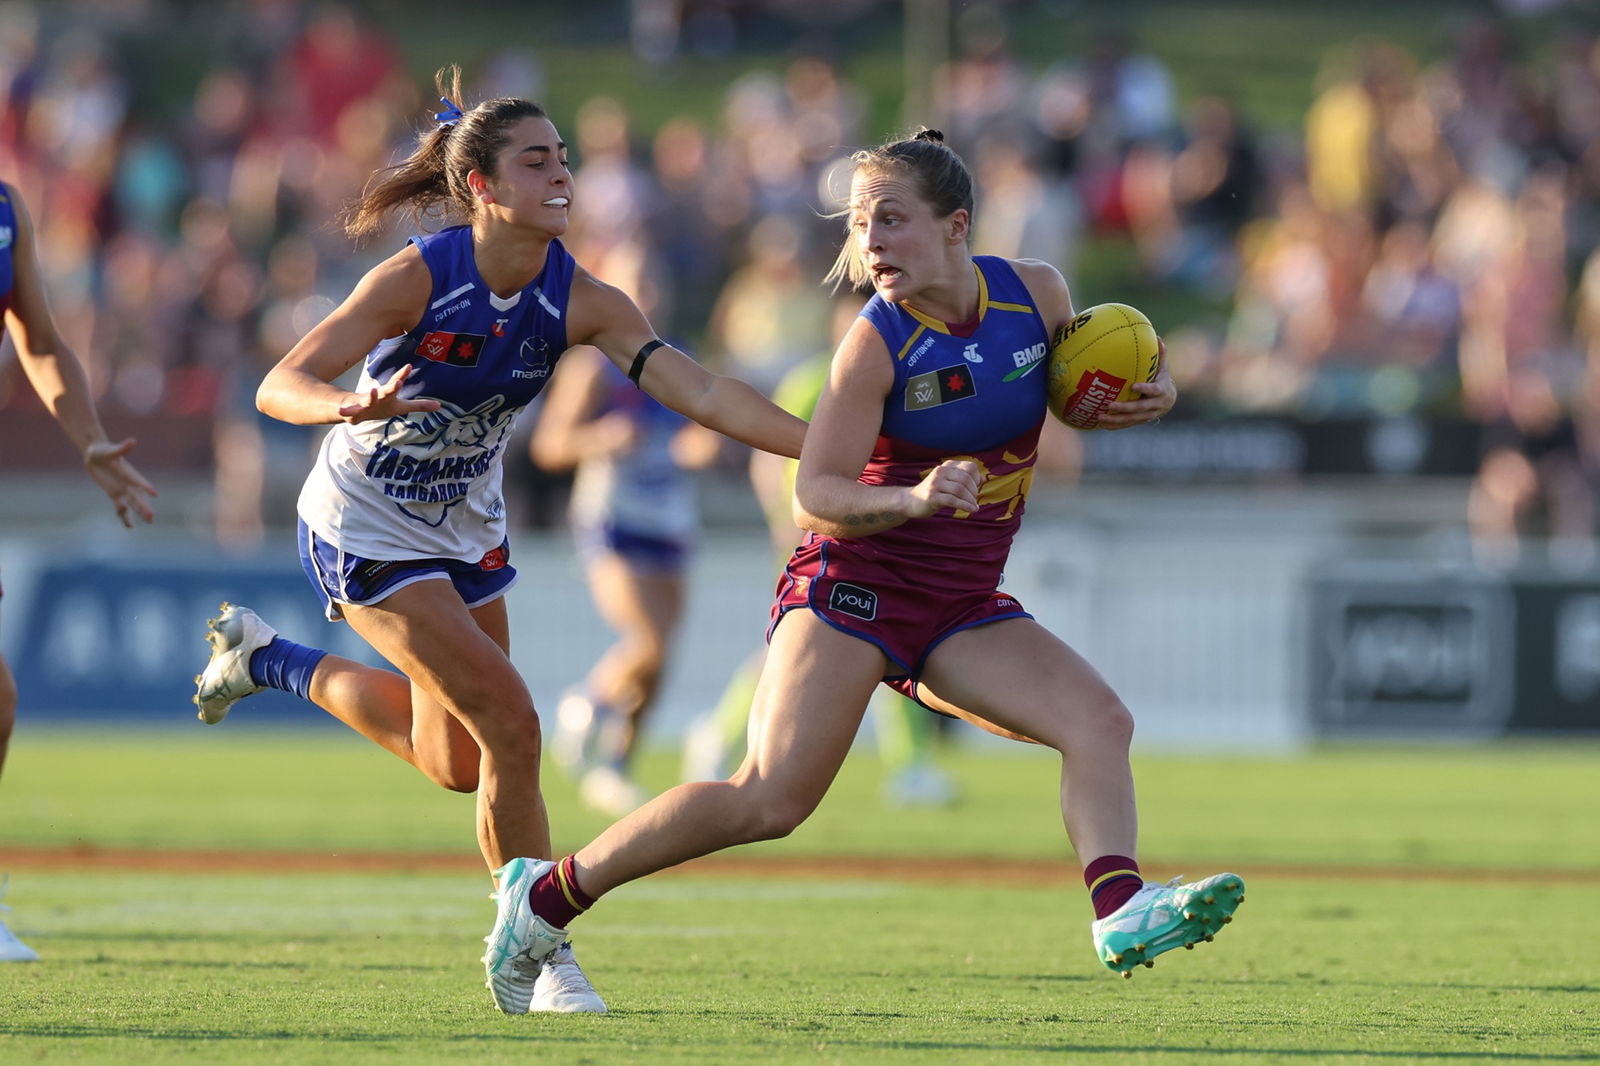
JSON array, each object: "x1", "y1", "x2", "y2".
[
  {"x1": 0, "y1": 180, "x2": 157, "y2": 963},
  {"x1": 484, "y1": 129, "x2": 1245, "y2": 993},
  {"x1": 190, "y1": 67, "x2": 804, "y2": 1015}
]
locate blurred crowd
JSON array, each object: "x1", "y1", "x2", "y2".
[{"x1": 1, "y1": 0, "x2": 1598, "y2": 558}]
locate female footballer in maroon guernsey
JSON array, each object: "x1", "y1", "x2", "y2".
[{"x1": 485, "y1": 130, "x2": 1246, "y2": 987}]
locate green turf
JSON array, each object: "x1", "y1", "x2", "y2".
[
  {"x1": 2, "y1": 731, "x2": 1597, "y2": 1063},
  {"x1": 3, "y1": 730, "x2": 1597, "y2": 872},
  {"x1": 1, "y1": 871, "x2": 1594, "y2": 1063}
]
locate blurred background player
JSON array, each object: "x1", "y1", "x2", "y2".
[
  {"x1": 0, "y1": 179, "x2": 157, "y2": 961},
  {"x1": 531, "y1": 342, "x2": 719, "y2": 816},
  {"x1": 188, "y1": 69, "x2": 804, "y2": 1015},
  {"x1": 682, "y1": 293, "x2": 964, "y2": 808}
]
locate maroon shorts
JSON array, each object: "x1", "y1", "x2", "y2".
[{"x1": 767, "y1": 536, "x2": 1030, "y2": 704}]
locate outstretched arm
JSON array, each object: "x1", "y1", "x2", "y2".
[
  {"x1": 4, "y1": 184, "x2": 156, "y2": 526},
  {"x1": 567, "y1": 270, "x2": 806, "y2": 459}
]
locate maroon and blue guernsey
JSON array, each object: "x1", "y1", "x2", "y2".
[
  {"x1": 851, "y1": 254, "x2": 1051, "y2": 586},
  {"x1": 771, "y1": 256, "x2": 1053, "y2": 683}
]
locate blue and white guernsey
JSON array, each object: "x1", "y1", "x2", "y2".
[{"x1": 298, "y1": 226, "x2": 574, "y2": 561}]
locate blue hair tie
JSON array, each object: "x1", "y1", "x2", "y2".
[{"x1": 434, "y1": 96, "x2": 464, "y2": 126}]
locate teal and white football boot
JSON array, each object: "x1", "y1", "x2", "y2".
[
  {"x1": 483, "y1": 858, "x2": 569, "y2": 1014},
  {"x1": 1091, "y1": 873, "x2": 1245, "y2": 978}
]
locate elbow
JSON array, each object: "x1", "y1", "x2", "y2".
[
  {"x1": 791, "y1": 480, "x2": 820, "y2": 532},
  {"x1": 791, "y1": 487, "x2": 837, "y2": 537},
  {"x1": 790, "y1": 497, "x2": 818, "y2": 533}
]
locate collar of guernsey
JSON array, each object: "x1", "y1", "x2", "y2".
[
  {"x1": 863, "y1": 255, "x2": 1050, "y2": 454},
  {"x1": 296, "y1": 227, "x2": 575, "y2": 561}
]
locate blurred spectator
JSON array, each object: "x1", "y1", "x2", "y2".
[
  {"x1": 1468, "y1": 365, "x2": 1595, "y2": 570},
  {"x1": 564, "y1": 95, "x2": 656, "y2": 265},
  {"x1": 4, "y1": 0, "x2": 1600, "y2": 543},
  {"x1": 705, "y1": 213, "x2": 831, "y2": 394}
]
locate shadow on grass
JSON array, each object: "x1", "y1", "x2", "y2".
[{"x1": 6, "y1": 1022, "x2": 1589, "y2": 1061}]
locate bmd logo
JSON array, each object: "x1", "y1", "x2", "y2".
[{"x1": 829, "y1": 582, "x2": 878, "y2": 621}]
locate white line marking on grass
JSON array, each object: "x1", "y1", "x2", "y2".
[{"x1": 613, "y1": 881, "x2": 903, "y2": 902}]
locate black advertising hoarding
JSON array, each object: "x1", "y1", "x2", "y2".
[
  {"x1": 1309, "y1": 562, "x2": 1600, "y2": 736},
  {"x1": 1309, "y1": 563, "x2": 1515, "y2": 737}
]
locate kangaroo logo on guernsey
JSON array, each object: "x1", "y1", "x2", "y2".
[{"x1": 366, "y1": 396, "x2": 514, "y2": 527}]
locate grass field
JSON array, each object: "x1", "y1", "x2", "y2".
[{"x1": 2, "y1": 729, "x2": 1597, "y2": 1064}]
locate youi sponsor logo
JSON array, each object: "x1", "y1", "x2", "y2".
[{"x1": 828, "y1": 582, "x2": 878, "y2": 621}]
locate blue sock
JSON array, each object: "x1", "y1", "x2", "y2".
[{"x1": 248, "y1": 637, "x2": 328, "y2": 700}]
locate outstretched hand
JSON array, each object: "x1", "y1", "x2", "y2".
[
  {"x1": 907, "y1": 458, "x2": 983, "y2": 518},
  {"x1": 83, "y1": 437, "x2": 157, "y2": 527},
  {"x1": 1098, "y1": 337, "x2": 1176, "y2": 429},
  {"x1": 337, "y1": 363, "x2": 441, "y2": 423}
]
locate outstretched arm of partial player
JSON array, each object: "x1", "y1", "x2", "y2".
[
  {"x1": 793, "y1": 319, "x2": 981, "y2": 539},
  {"x1": 570, "y1": 271, "x2": 805, "y2": 458},
  {"x1": 256, "y1": 247, "x2": 442, "y2": 426},
  {"x1": 3, "y1": 184, "x2": 156, "y2": 526}
]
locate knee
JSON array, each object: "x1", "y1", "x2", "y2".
[
  {"x1": 456, "y1": 686, "x2": 542, "y2": 761},
  {"x1": 488, "y1": 703, "x2": 544, "y2": 761},
  {"x1": 1050, "y1": 687, "x2": 1134, "y2": 755},
  {"x1": 725, "y1": 780, "x2": 814, "y2": 843},
  {"x1": 1090, "y1": 692, "x2": 1135, "y2": 751}
]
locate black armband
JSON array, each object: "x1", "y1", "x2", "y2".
[{"x1": 628, "y1": 339, "x2": 667, "y2": 386}]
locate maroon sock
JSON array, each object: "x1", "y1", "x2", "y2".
[
  {"x1": 1084, "y1": 855, "x2": 1143, "y2": 920},
  {"x1": 526, "y1": 855, "x2": 597, "y2": 929}
]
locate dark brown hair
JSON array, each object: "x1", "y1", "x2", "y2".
[
  {"x1": 341, "y1": 65, "x2": 548, "y2": 241},
  {"x1": 824, "y1": 127, "x2": 975, "y2": 290}
]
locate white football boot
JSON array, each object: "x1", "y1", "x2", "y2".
[
  {"x1": 679, "y1": 711, "x2": 732, "y2": 782},
  {"x1": 482, "y1": 858, "x2": 568, "y2": 1014},
  {"x1": 530, "y1": 941, "x2": 608, "y2": 1013},
  {"x1": 550, "y1": 690, "x2": 598, "y2": 774},
  {"x1": 193, "y1": 602, "x2": 276, "y2": 724},
  {"x1": 0, "y1": 875, "x2": 38, "y2": 962}
]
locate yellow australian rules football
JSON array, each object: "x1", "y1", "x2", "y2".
[{"x1": 1045, "y1": 302, "x2": 1160, "y2": 429}]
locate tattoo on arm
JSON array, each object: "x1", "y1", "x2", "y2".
[{"x1": 843, "y1": 512, "x2": 894, "y2": 527}]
